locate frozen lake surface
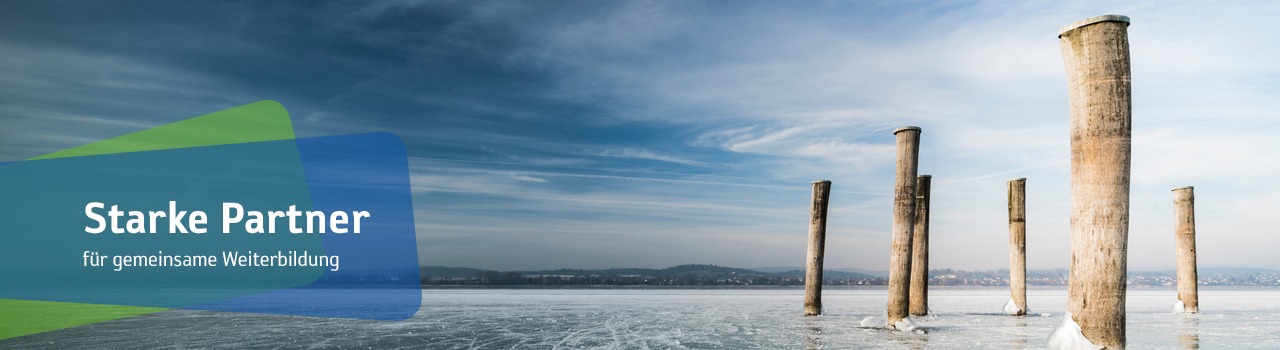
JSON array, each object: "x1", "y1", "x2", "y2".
[{"x1": 5, "y1": 287, "x2": 1280, "y2": 349}]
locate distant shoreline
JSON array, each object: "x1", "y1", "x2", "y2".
[{"x1": 421, "y1": 285, "x2": 1280, "y2": 291}]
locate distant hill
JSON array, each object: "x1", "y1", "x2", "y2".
[
  {"x1": 653, "y1": 264, "x2": 763, "y2": 277},
  {"x1": 426, "y1": 265, "x2": 1280, "y2": 279},
  {"x1": 749, "y1": 266, "x2": 801, "y2": 273},
  {"x1": 425, "y1": 264, "x2": 873, "y2": 280},
  {"x1": 752, "y1": 266, "x2": 887, "y2": 277},
  {"x1": 1196, "y1": 267, "x2": 1280, "y2": 276},
  {"x1": 510, "y1": 264, "x2": 770, "y2": 279},
  {"x1": 1119, "y1": 267, "x2": 1280, "y2": 276},
  {"x1": 769, "y1": 269, "x2": 878, "y2": 280},
  {"x1": 834, "y1": 268, "x2": 888, "y2": 277},
  {"x1": 422, "y1": 264, "x2": 1280, "y2": 286},
  {"x1": 422, "y1": 266, "x2": 482, "y2": 278}
]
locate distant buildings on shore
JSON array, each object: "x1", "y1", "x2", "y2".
[{"x1": 422, "y1": 265, "x2": 1280, "y2": 287}]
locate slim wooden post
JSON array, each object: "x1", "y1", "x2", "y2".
[
  {"x1": 804, "y1": 180, "x2": 832, "y2": 316},
  {"x1": 1008, "y1": 178, "x2": 1027, "y2": 316},
  {"x1": 1059, "y1": 14, "x2": 1132, "y2": 349},
  {"x1": 909, "y1": 175, "x2": 932, "y2": 316},
  {"x1": 1173, "y1": 186, "x2": 1198, "y2": 313},
  {"x1": 887, "y1": 126, "x2": 921, "y2": 328}
]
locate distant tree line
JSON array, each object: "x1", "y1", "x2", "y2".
[
  {"x1": 420, "y1": 264, "x2": 1280, "y2": 287},
  {"x1": 423, "y1": 264, "x2": 881, "y2": 286}
]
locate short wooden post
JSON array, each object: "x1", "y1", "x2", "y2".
[
  {"x1": 887, "y1": 126, "x2": 921, "y2": 328},
  {"x1": 1059, "y1": 14, "x2": 1133, "y2": 349},
  {"x1": 804, "y1": 180, "x2": 832, "y2": 316},
  {"x1": 1008, "y1": 178, "x2": 1027, "y2": 316},
  {"x1": 1173, "y1": 186, "x2": 1198, "y2": 313},
  {"x1": 909, "y1": 175, "x2": 932, "y2": 316}
]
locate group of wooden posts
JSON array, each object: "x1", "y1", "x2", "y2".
[{"x1": 801, "y1": 15, "x2": 1200, "y2": 349}]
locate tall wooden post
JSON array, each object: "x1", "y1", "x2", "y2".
[
  {"x1": 909, "y1": 175, "x2": 932, "y2": 316},
  {"x1": 887, "y1": 126, "x2": 921, "y2": 328},
  {"x1": 804, "y1": 180, "x2": 832, "y2": 316},
  {"x1": 1059, "y1": 14, "x2": 1132, "y2": 349},
  {"x1": 1008, "y1": 178, "x2": 1027, "y2": 316},
  {"x1": 1173, "y1": 186, "x2": 1198, "y2": 313}
]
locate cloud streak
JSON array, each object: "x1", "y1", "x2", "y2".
[{"x1": 3, "y1": 0, "x2": 1279, "y2": 270}]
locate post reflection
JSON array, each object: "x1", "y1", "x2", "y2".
[
  {"x1": 803, "y1": 319, "x2": 822, "y2": 350},
  {"x1": 884, "y1": 324, "x2": 927, "y2": 350},
  {"x1": 1178, "y1": 313, "x2": 1200, "y2": 350},
  {"x1": 1008, "y1": 317, "x2": 1027, "y2": 350},
  {"x1": 908, "y1": 336, "x2": 927, "y2": 350}
]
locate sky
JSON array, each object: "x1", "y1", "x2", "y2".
[{"x1": 3, "y1": 1, "x2": 1279, "y2": 271}]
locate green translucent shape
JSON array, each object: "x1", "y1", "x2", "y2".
[
  {"x1": 0, "y1": 100, "x2": 298, "y2": 340},
  {"x1": 29, "y1": 100, "x2": 295, "y2": 160},
  {"x1": 0, "y1": 299, "x2": 167, "y2": 340}
]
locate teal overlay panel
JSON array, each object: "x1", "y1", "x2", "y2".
[{"x1": 0, "y1": 133, "x2": 421, "y2": 319}]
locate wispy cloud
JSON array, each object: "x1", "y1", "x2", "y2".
[
  {"x1": 508, "y1": 174, "x2": 549, "y2": 183},
  {"x1": 5, "y1": 0, "x2": 1280, "y2": 270},
  {"x1": 590, "y1": 148, "x2": 704, "y2": 166}
]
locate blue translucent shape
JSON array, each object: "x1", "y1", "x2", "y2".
[{"x1": 0, "y1": 133, "x2": 420, "y2": 320}]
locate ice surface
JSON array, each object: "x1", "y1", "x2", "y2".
[
  {"x1": 1172, "y1": 299, "x2": 1186, "y2": 314},
  {"x1": 1046, "y1": 311, "x2": 1102, "y2": 350},
  {"x1": 859, "y1": 316, "x2": 881, "y2": 328},
  {"x1": 4, "y1": 288, "x2": 1280, "y2": 349}
]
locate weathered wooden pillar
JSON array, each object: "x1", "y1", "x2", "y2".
[
  {"x1": 887, "y1": 126, "x2": 921, "y2": 328},
  {"x1": 1007, "y1": 178, "x2": 1027, "y2": 316},
  {"x1": 1173, "y1": 186, "x2": 1198, "y2": 313},
  {"x1": 804, "y1": 180, "x2": 832, "y2": 316},
  {"x1": 909, "y1": 175, "x2": 932, "y2": 316},
  {"x1": 1059, "y1": 14, "x2": 1132, "y2": 349}
]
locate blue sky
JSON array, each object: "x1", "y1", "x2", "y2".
[{"x1": 3, "y1": 1, "x2": 1279, "y2": 270}]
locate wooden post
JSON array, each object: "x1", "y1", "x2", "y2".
[
  {"x1": 1059, "y1": 14, "x2": 1132, "y2": 349},
  {"x1": 887, "y1": 126, "x2": 921, "y2": 328},
  {"x1": 1173, "y1": 186, "x2": 1198, "y2": 313},
  {"x1": 1008, "y1": 178, "x2": 1027, "y2": 316},
  {"x1": 909, "y1": 175, "x2": 932, "y2": 316},
  {"x1": 804, "y1": 180, "x2": 832, "y2": 316}
]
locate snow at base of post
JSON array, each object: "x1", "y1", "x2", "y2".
[
  {"x1": 1172, "y1": 299, "x2": 1186, "y2": 314},
  {"x1": 893, "y1": 317, "x2": 916, "y2": 331},
  {"x1": 860, "y1": 316, "x2": 922, "y2": 333},
  {"x1": 1047, "y1": 312, "x2": 1102, "y2": 350},
  {"x1": 1004, "y1": 298, "x2": 1024, "y2": 315}
]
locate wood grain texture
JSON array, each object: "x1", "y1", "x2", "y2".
[
  {"x1": 887, "y1": 126, "x2": 921, "y2": 327},
  {"x1": 1060, "y1": 15, "x2": 1132, "y2": 349},
  {"x1": 1173, "y1": 186, "x2": 1199, "y2": 313},
  {"x1": 1008, "y1": 178, "x2": 1027, "y2": 316},
  {"x1": 804, "y1": 180, "x2": 832, "y2": 316},
  {"x1": 909, "y1": 175, "x2": 932, "y2": 316}
]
